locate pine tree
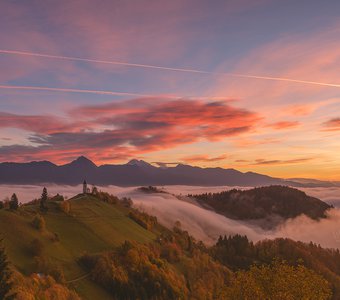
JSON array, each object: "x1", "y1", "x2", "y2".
[
  {"x1": 40, "y1": 187, "x2": 48, "y2": 211},
  {"x1": 0, "y1": 240, "x2": 14, "y2": 299},
  {"x1": 9, "y1": 194, "x2": 18, "y2": 210}
]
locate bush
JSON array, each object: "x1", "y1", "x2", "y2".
[{"x1": 31, "y1": 214, "x2": 46, "y2": 231}]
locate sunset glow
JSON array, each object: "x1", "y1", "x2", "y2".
[{"x1": 1, "y1": 0, "x2": 340, "y2": 180}]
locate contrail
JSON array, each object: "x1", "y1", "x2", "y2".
[
  {"x1": 0, "y1": 84, "x2": 230, "y2": 100},
  {"x1": 1, "y1": 49, "x2": 340, "y2": 88},
  {"x1": 0, "y1": 84, "x2": 155, "y2": 97}
]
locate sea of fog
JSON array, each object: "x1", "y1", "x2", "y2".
[{"x1": 1, "y1": 184, "x2": 340, "y2": 248}]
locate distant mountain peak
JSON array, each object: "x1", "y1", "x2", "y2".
[
  {"x1": 127, "y1": 159, "x2": 152, "y2": 167},
  {"x1": 69, "y1": 156, "x2": 97, "y2": 167}
]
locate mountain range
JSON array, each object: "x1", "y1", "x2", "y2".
[{"x1": 0, "y1": 156, "x2": 338, "y2": 187}]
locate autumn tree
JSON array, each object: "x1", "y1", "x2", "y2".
[{"x1": 224, "y1": 260, "x2": 332, "y2": 299}]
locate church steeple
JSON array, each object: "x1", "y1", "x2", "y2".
[{"x1": 83, "y1": 180, "x2": 87, "y2": 194}]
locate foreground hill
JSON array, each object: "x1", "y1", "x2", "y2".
[
  {"x1": 0, "y1": 194, "x2": 155, "y2": 299},
  {"x1": 0, "y1": 155, "x2": 336, "y2": 187},
  {"x1": 0, "y1": 189, "x2": 339, "y2": 299},
  {"x1": 190, "y1": 185, "x2": 332, "y2": 228}
]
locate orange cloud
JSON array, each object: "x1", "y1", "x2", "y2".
[
  {"x1": 0, "y1": 97, "x2": 260, "y2": 163},
  {"x1": 0, "y1": 112, "x2": 89, "y2": 134},
  {"x1": 323, "y1": 118, "x2": 340, "y2": 131},
  {"x1": 181, "y1": 154, "x2": 228, "y2": 163},
  {"x1": 253, "y1": 157, "x2": 315, "y2": 166},
  {"x1": 266, "y1": 121, "x2": 300, "y2": 130}
]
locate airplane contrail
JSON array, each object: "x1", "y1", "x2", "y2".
[
  {"x1": 1, "y1": 49, "x2": 340, "y2": 88},
  {"x1": 0, "y1": 84, "x2": 231, "y2": 100},
  {"x1": 0, "y1": 84, "x2": 155, "y2": 97}
]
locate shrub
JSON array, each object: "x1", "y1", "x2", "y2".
[{"x1": 31, "y1": 214, "x2": 46, "y2": 231}]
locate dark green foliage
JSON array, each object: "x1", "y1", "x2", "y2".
[
  {"x1": 0, "y1": 240, "x2": 14, "y2": 299},
  {"x1": 9, "y1": 194, "x2": 18, "y2": 210},
  {"x1": 190, "y1": 185, "x2": 331, "y2": 225},
  {"x1": 0, "y1": 201, "x2": 4, "y2": 209},
  {"x1": 214, "y1": 234, "x2": 255, "y2": 270},
  {"x1": 40, "y1": 187, "x2": 48, "y2": 211}
]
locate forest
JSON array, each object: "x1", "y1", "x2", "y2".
[{"x1": 189, "y1": 185, "x2": 332, "y2": 228}]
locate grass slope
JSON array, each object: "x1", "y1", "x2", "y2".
[{"x1": 0, "y1": 194, "x2": 156, "y2": 299}]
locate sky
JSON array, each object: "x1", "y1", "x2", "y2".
[{"x1": 0, "y1": 0, "x2": 340, "y2": 180}]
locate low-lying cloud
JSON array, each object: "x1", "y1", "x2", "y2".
[{"x1": 1, "y1": 184, "x2": 340, "y2": 248}]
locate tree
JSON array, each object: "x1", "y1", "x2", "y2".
[
  {"x1": 9, "y1": 194, "x2": 18, "y2": 210},
  {"x1": 0, "y1": 201, "x2": 4, "y2": 209},
  {"x1": 40, "y1": 187, "x2": 48, "y2": 211},
  {"x1": 0, "y1": 240, "x2": 14, "y2": 299},
  {"x1": 91, "y1": 185, "x2": 98, "y2": 196},
  {"x1": 224, "y1": 260, "x2": 332, "y2": 299}
]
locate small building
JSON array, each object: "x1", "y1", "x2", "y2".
[{"x1": 83, "y1": 180, "x2": 87, "y2": 194}]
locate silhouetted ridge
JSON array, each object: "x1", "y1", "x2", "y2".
[{"x1": 0, "y1": 157, "x2": 338, "y2": 187}]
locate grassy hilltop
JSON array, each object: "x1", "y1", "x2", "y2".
[{"x1": 0, "y1": 193, "x2": 155, "y2": 299}]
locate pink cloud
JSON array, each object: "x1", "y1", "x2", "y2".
[
  {"x1": 266, "y1": 121, "x2": 300, "y2": 130},
  {"x1": 0, "y1": 112, "x2": 89, "y2": 134},
  {"x1": 0, "y1": 97, "x2": 260, "y2": 163},
  {"x1": 323, "y1": 118, "x2": 340, "y2": 131}
]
